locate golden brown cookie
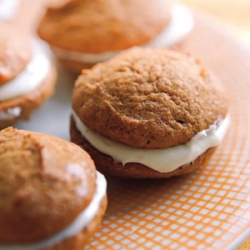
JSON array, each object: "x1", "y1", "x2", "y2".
[
  {"x1": 38, "y1": 0, "x2": 193, "y2": 73},
  {"x1": 70, "y1": 47, "x2": 229, "y2": 179},
  {"x1": 0, "y1": 127, "x2": 107, "y2": 248},
  {"x1": 38, "y1": 0, "x2": 171, "y2": 53}
]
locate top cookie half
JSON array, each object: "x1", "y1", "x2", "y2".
[
  {"x1": 38, "y1": 0, "x2": 172, "y2": 53},
  {"x1": 72, "y1": 47, "x2": 229, "y2": 149}
]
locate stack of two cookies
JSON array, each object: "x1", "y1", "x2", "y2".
[
  {"x1": 0, "y1": 0, "x2": 56, "y2": 129},
  {"x1": 38, "y1": 0, "x2": 194, "y2": 72},
  {"x1": 70, "y1": 47, "x2": 230, "y2": 179}
]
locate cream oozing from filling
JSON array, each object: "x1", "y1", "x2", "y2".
[
  {"x1": 0, "y1": 39, "x2": 50, "y2": 102},
  {"x1": 0, "y1": 0, "x2": 19, "y2": 21},
  {"x1": 52, "y1": 3, "x2": 194, "y2": 64},
  {"x1": 72, "y1": 111, "x2": 230, "y2": 173},
  {"x1": 0, "y1": 107, "x2": 21, "y2": 120},
  {"x1": 0, "y1": 171, "x2": 106, "y2": 250}
]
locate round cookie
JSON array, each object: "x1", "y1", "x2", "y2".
[
  {"x1": 37, "y1": 0, "x2": 194, "y2": 73},
  {"x1": 0, "y1": 127, "x2": 107, "y2": 249},
  {"x1": 70, "y1": 47, "x2": 230, "y2": 179}
]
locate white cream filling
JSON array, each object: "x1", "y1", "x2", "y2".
[
  {"x1": 0, "y1": 107, "x2": 21, "y2": 120},
  {"x1": 0, "y1": 39, "x2": 50, "y2": 102},
  {"x1": 72, "y1": 111, "x2": 230, "y2": 173},
  {"x1": 0, "y1": 0, "x2": 19, "y2": 21},
  {"x1": 0, "y1": 171, "x2": 107, "y2": 250},
  {"x1": 52, "y1": 3, "x2": 194, "y2": 64}
]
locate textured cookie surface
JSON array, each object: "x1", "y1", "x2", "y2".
[
  {"x1": 0, "y1": 127, "x2": 96, "y2": 243},
  {"x1": 72, "y1": 47, "x2": 228, "y2": 149},
  {"x1": 38, "y1": 0, "x2": 171, "y2": 53}
]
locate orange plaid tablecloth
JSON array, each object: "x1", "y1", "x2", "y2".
[{"x1": 238, "y1": 239, "x2": 250, "y2": 250}]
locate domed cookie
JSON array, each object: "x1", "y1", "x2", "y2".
[
  {"x1": 0, "y1": 127, "x2": 107, "y2": 249},
  {"x1": 70, "y1": 47, "x2": 230, "y2": 179}
]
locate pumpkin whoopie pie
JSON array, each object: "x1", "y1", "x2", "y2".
[
  {"x1": 0, "y1": 127, "x2": 107, "y2": 249},
  {"x1": 37, "y1": 0, "x2": 194, "y2": 73},
  {"x1": 0, "y1": 0, "x2": 57, "y2": 129},
  {"x1": 70, "y1": 47, "x2": 230, "y2": 179}
]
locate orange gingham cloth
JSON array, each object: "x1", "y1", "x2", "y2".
[{"x1": 238, "y1": 239, "x2": 250, "y2": 250}]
